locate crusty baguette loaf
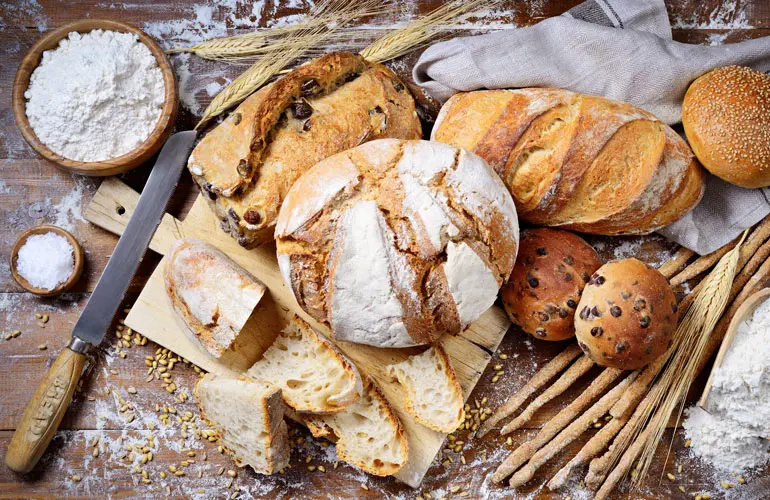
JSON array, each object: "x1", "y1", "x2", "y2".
[
  {"x1": 195, "y1": 373, "x2": 289, "y2": 475},
  {"x1": 275, "y1": 139, "x2": 519, "y2": 347},
  {"x1": 432, "y1": 89, "x2": 705, "y2": 235},
  {"x1": 385, "y1": 343, "x2": 465, "y2": 433},
  {"x1": 247, "y1": 315, "x2": 363, "y2": 413},
  {"x1": 188, "y1": 52, "x2": 421, "y2": 248},
  {"x1": 300, "y1": 375, "x2": 408, "y2": 476},
  {"x1": 164, "y1": 239, "x2": 266, "y2": 359}
]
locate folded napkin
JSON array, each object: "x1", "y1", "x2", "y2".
[{"x1": 413, "y1": 0, "x2": 770, "y2": 255}]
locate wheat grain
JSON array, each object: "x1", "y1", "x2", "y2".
[{"x1": 360, "y1": 0, "x2": 495, "y2": 64}]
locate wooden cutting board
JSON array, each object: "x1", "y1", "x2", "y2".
[{"x1": 84, "y1": 177, "x2": 511, "y2": 488}]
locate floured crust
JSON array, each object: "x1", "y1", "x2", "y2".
[
  {"x1": 188, "y1": 52, "x2": 421, "y2": 248},
  {"x1": 164, "y1": 239, "x2": 266, "y2": 359},
  {"x1": 300, "y1": 375, "x2": 408, "y2": 477},
  {"x1": 275, "y1": 139, "x2": 519, "y2": 347},
  {"x1": 431, "y1": 89, "x2": 705, "y2": 235}
]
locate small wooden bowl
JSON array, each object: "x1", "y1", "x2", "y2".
[
  {"x1": 10, "y1": 225, "x2": 85, "y2": 297},
  {"x1": 12, "y1": 19, "x2": 179, "y2": 176},
  {"x1": 699, "y1": 287, "x2": 770, "y2": 407}
]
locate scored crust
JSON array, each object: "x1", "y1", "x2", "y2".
[
  {"x1": 188, "y1": 52, "x2": 421, "y2": 248},
  {"x1": 432, "y1": 89, "x2": 705, "y2": 235},
  {"x1": 275, "y1": 139, "x2": 519, "y2": 347}
]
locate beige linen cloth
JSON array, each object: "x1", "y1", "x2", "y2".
[{"x1": 413, "y1": 0, "x2": 770, "y2": 255}]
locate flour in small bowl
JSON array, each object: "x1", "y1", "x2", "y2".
[{"x1": 24, "y1": 29, "x2": 165, "y2": 162}]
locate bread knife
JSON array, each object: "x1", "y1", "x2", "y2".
[{"x1": 5, "y1": 130, "x2": 198, "y2": 474}]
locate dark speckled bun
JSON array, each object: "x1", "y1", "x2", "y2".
[
  {"x1": 501, "y1": 228, "x2": 603, "y2": 341},
  {"x1": 575, "y1": 258, "x2": 678, "y2": 370}
]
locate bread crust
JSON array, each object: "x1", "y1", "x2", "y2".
[
  {"x1": 275, "y1": 139, "x2": 519, "y2": 347},
  {"x1": 386, "y1": 342, "x2": 465, "y2": 433},
  {"x1": 574, "y1": 258, "x2": 678, "y2": 370},
  {"x1": 164, "y1": 238, "x2": 266, "y2": 359},
  {"x1": 501, "y1": 229, "x2": 603, "y2": 341},
  {"x1": 432, "y1": 89, "x2": 705, "y2": 235},
  {"x1": 300, "y1": 374, "x2": 409, "y2": 476},
  {"x1": 188, "y1": 52, "x2": 421, "y2": 248},
  {"x1": 247, "y1": 314, "x2": 363, "y2": 413},
  {"x1": 195, "y1": 374, "x2": 289, "y2": 475},
  {"x1": 682, "y1": 66, "x2": 770, "y2": 188}
]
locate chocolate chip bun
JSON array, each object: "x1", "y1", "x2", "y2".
[
  {"x1": 574, "y1": 258, "x2": 677, "y2": 370},
  {"x1": 501, "y1": 229, "x2": 602, "y2": 341}
]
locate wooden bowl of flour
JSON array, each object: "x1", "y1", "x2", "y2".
[{"x1": 12, "y1": 19, "x2": 178, "y2": 176}]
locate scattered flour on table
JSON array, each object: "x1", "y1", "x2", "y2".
[
  {"x1": 683, "y1": 297, "x2": 770, "y2": 473},
  {"x1": 671, "y1": 1, "x2": 753, "y2": 29},
  {"x1": 51, "y1": 180, "x2": 88, "y2": 231},
  {"x1": 0, "y1": 0, "x2": 49, "y2": 31}
]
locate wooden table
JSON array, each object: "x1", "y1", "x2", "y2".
[{"x1": 1, "y1": 1, "x2": 769, "y2": 498}]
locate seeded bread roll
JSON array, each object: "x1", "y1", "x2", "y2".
[
  {"x1": 501, "y1": 229, "x2": 603, "y2": 341},
  {"x1": 682, "y1": 66, "x2": 770, "y2": 188},
  {"x1": 275, "y1": 139, "x2": 519, "y2": 347},
  {"x1": 574, "y1": 258, "x2": 678, "y2": 370},
  {"x1": 432, "y1": 89, "x2": 705, "y2": 235},
  {"x1": 188, "y1": 52, "x2": 421, "y2": 248}
]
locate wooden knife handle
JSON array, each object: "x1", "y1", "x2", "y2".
[{"x1": 5, "y1": 345, "x2": 87, "y2": 473}]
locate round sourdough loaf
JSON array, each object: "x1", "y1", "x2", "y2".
[
  {"x1": 683, "y1": 66, "x2": 770, "y2": 188},
  {"x1": 501, "y1": 229, "x2": 602, "y2": 341},
  {"x1": 574, "y1": 258, "x2": 678, "y2": 370},
  {"x1": 275, "y1": 139, "x2": 520, "y2": 347}
]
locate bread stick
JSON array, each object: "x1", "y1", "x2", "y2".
[
  {"x1": 491, "y1": 367, "x2": 624, "y2": 483},
  {"x1": 478, "y1": 344, "x2": 582, "y2": 437},
  {"x1": 657, "y1": 247, "x2": 695, "y2": 280},
  {"x1": 500, "y1": 355, "x2": 594, "y2": 434},
  {"x1": 510, "y1": 371, "x2": 639, "y2": 488}
]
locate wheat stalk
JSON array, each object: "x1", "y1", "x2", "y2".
[
  {"x1": 599, "y1": 230, "x2": 747, "y2": 494},
  {"x1": 194, "y1": 0, "x2": 379, "y2": 127},
  {"x1": 168, "y1": 0, "x2": 391, "y2": 60},
  {"x1": 360, "y1": 0, "x2": 495, "y2": 64}
]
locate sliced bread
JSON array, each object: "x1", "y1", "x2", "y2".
[
  {"x1": 385, "y1": 343, "x2": 465, "y2": 433},
  {"x1": 302, "y1": 375, "x2": 408, "y2": 476},
  {"x1": 247, "y1": 315, "x2": 363, "y2": 413},
  {"x1": 195, "y1": 373, "x2": 289, "y2": 475},
  {"x1": 164, "y1": 238, "x2": 266, "y2": 359}
]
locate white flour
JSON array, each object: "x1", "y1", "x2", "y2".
[
  {"x1": 24, "y1": 29, "x2": 165, "y2": 162},
  {"x1": 683, "y1": 298, "x2": 770, "y2": 473}
]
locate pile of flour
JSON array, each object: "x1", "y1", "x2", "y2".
[
  {"x1": 25, "y1": 29, "x2": 165, "y2": 162},
  {"x1": 683, "y1": 297, "x2": 770, "y2": 473}
]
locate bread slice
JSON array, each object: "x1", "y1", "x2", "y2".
[
  {"x1": 247, "y1": 315, "x2": 363, "y2": 413},
  {"x1": 164, "y1": 238, "x2": 266, "y2": 359},
  {"x1": 301, "y1": 375, "x2": 408, "y2": 476},
  {"x1": 386, "y1": 343, "x2": 465, "y2": 433},
  {"x1": 195, "y1": 373, "x2": 289, "y2": 475}
]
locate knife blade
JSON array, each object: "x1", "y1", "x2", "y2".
[
  {"x1": 5, "y1": 130, "x2": 198, "y2": 474},
  {"x1": 72, "y1": 130, "x2": 197, "y2": 346}
]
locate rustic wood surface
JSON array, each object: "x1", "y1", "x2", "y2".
[{"x1": 1, "y1": 1, "x2": 769, "y2": 499}]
